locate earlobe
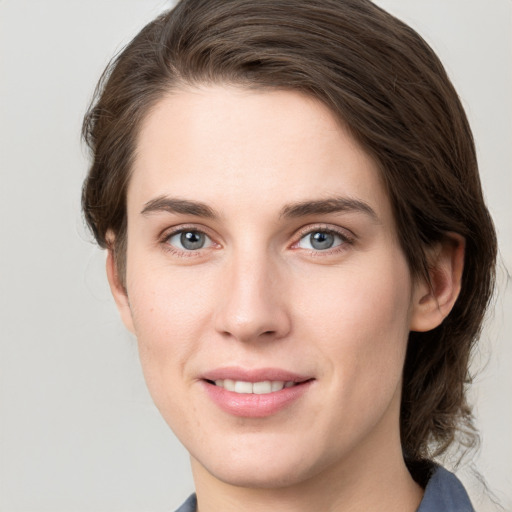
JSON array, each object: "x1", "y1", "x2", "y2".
[
  {"x1": 410, "y1": 233, "x2": 465, "y2": 333},
  {"x1": 106, "y1": 246, "x2": 135, "y2": 334}
]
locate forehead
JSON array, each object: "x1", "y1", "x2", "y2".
[{"x1": 129, "y1": 85, "x2": 391, "y2": 222}]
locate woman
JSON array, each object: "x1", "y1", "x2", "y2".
[{"x1": 82, "y1": 1, "x2": 497, "y2": 510}]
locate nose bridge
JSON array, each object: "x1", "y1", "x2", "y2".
[{"x1": 214, "y1": 243, "x2": 290, "y2": 342}]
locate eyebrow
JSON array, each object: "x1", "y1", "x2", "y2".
[
  {"x1": 280, "y1": 197, "x2": 378, "y2": 220},
  {"x1": 140, "y1": 195, "x2": 378, "y2": 221},
  {"x1": 141, "y1": 196, "x2": 219, "y2": 218}
]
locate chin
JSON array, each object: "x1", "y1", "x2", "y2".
[
  {"x1": 205, "y1": 458, "x2": 319, "y2": 489},
  {"x1": 189, "y1": 435, "x2": 334, "y2": 490}
]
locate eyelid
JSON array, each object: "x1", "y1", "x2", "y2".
[
  {"x1": 159, "y1": 224, "x2": 220, "y2": 255},
  {"x1": 167, "y1": 230, "x2": 214, "y2": 249},
  {"x1": 160, "y1": 223, "x2": 216, "y2": 240},
  {"x1": 290, "y1": 224, "x2": 356, "y2": 252},
  {"x1": 293, "y1": 224, "x2": 355, "y2": 242}
]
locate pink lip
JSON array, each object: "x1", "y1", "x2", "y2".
[
  {"x1": 200, "y1": 367, "x2": 314, "y2": 418},
  {"x1": 202, "y1": 367, "x2": 311, "y2": 383}
]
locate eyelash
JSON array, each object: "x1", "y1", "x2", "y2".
[
  {"x1": 159, "y1": 224, "x2": 355, "y2": 258},
  {"x1": 160, "y1": 224, "x2": 217, "y2": 258},
  {"x1": 292, "y1": 224, "x2": 355, "y2": 255}
]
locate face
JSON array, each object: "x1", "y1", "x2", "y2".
[{"x1": 113, "y1": 86, "x2": 430, "y2": 490}]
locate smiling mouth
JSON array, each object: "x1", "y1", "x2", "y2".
[
  {"x1": 206, "y1": 379, "x2": 311, "y2": 394},
  {"x1": 202, "y1": 373, "x2": 314, "y2": 417}
]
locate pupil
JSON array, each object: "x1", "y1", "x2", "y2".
[
  {"x1": 181, "y1": 231, "x2": 204, "y2": 250},
  {"x1": 311, "y1": 232, "x2": 334, "y2": 250}
]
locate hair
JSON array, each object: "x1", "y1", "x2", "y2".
[{"x1": 82, "y1": 0, "x2": 496, "y2": 481}]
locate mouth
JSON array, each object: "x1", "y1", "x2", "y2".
[
  {"x1": 201, "y1": 368, "x2": 314, "y2": 417},
  {"x1": 205, "y1": 378, "x2": 308, "y2": 394}
]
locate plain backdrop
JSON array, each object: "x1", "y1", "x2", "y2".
[{"x1": 0, "y1": 1, "x2": 510, "y2": 510}]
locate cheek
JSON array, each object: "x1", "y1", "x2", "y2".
[
  {"x1": 125, "y1": 263, "x2": 215, "y2": 394},
  {"x1": 128, "y1": 256, "x2": 213, "y2": 332},
  {"x1": 288, "y1": 257, "x2": 413, "y2": 452},
  {"x1": 293, "y1": 251, "x2": 413, "y2": 395}
]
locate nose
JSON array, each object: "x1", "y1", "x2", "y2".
[{"x1": 213, "y1": 251, "x2": 292, "y2": 343}]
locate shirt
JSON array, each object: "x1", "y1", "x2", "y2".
[{"x1": 173, "y1": 465, "x2": 475, "y2": 512}]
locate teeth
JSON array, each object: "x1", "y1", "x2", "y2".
[
  {"x1": 253, "y1": 381, "x2": 272, "y2": 394},
  {"x1": 224, "y1": 379, "x2": 235, "y2": 392},
  {"x1": 234, "y1": 381, "x2": 253, "y2": 394},
  {"x1": 213, "y1": 379, "x2": 297, "y2": 394},
  {"x1": 271, "y1": 381, "x2": 284, "y2": 392}
]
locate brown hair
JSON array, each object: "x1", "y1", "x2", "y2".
[{"x1": 82, "y1": 0, "x2": 496, "y2": 476}]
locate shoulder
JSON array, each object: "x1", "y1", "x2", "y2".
[
  {"x1": 173, "y1": 466, "x2": 474, "y2": 512},
  {"x1": 418, "y1": 465, "x2": 475, "y2": 512},
  {"x1": 173, "y1": 493, "x2": 197, "y2": 512}
]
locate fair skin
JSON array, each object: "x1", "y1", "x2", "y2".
[{"x1": 107, "y1": 86, "x2": 463, "y2": 512}]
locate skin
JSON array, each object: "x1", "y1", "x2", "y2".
[{"x1": 107, "y1": 86, "x2": 464, "y2": 512}]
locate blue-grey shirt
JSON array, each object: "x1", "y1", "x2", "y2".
[{"x1": 174, "y1": 465, "x2": 474, "y2": 512}]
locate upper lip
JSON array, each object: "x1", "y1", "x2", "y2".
[{"x1": 201, "y1": 367, "x2": 313, "y2": 383}]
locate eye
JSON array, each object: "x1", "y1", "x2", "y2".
[
  {"x1": 166, "y1": 230, "x2": 213, "y2": 251},
  {"x1": 297, "y1": 230, "x2": 346, "y2": 251}
]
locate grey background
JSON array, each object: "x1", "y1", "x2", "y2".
[{"x1": 0, "y1": 1, "x2": 510, "y2": 510}]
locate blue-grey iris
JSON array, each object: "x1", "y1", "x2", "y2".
[
  {"x1": 181, "y1": 231, "x2": 205, "y2": 250},
  {"x1": 310, "y1": 232, "x2": 335, "y2": 250}
]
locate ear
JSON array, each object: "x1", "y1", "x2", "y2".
[
  {"x1": 105, "y1": 243, "x2": 135, "y2": 334},
  {"x1": 410, "y1": 233, "x2": 465, "y2": 332}
]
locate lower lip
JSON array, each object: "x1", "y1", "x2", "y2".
[{"x1": 202, "y1": 380, "x2": 313, "y2": 418}]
